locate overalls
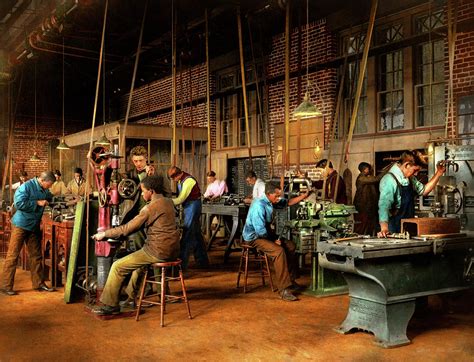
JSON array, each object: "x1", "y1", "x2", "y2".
[
  {"x1": 388, "y1": 172, "x2": 415, "y2": 233},
  {"x1": 178, "y1": 179, "x2": 209, "y2": 269}
]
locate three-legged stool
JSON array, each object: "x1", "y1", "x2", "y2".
[{"x1": 135, "y1": 259, "x2": 192, "y2": 327}]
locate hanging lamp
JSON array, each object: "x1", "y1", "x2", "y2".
[
  {"x1": 30, "y1": 62, "x2": 41, "y2": 161},
  {"x1": 57, "y1": 37, "x2": 70, "y2": 150},
  {"x1": 293, "y1": 0, "x2": 322, "y2": 118}
]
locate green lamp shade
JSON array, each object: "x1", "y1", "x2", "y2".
[
  {"x1": 96, "y1": 132, "x2": 111, "y2": 146},
  {"x1": 57, "y1": 139, "x2": 71, "y2": 150},
  {"x1": 30, "y1": 152, "x2": 40, "y2": 161},
  {"x1": 293, "y1": 92, "x2": 322, "y2": 117}
]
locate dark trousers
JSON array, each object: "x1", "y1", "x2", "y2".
[
  {"x1": 249, "y1": 238, "x2": 295, "y2": 291},
  {"x1": 1, "y1": 225, "x2": 44, "y2": 290},
  {"x1": 180, "y1": 200, "x2": 209, "y2": 270}
]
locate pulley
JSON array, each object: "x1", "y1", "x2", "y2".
[{"x1": 118, "y1": 179, "x2": 138, "y2": 199}]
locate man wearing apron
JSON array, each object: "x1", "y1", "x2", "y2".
[
  {"x1": 378, "y1": 150, "x2": 446, "y2": 237},
  {"x1": 168, "y1": 166, "x2": 209, "y2": 270}
]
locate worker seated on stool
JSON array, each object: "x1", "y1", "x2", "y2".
[
  {"x1": 242, "y1": 181, "x2": 309, "y2": 301},
  {"x1": 91, "y1": 175, "x2": 180, "y2": 316}
]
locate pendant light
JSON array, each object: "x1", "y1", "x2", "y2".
[
  {"x1": 57, "y1": 37, "x2": 71, "y2": 150},
  {"x1": 30, "y1": 62, "x2": 40, "y2": 161},
  {"x1": 293, "y1": 0, "x2": 322, "y2": 118},
  {"x1": 96, "y1": 44, "x2": 111, "y2": 147}
]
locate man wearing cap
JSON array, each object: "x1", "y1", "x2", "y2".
[{"x1": 167, "y1": 166, "x2": 209, "y2": 270}]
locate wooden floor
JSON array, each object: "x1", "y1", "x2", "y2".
[{"x1": 0, "y1": 250, "x2": 473, "y2": 361}]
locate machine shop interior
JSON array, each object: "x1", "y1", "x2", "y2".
[{"x1": 0, "y1": 0, "x2": 473, "y2": 360}]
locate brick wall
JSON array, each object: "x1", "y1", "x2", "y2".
[
  {"x1": 451, "y1": 0, "x2": 474, "y2": 137},
  {"x1": 8, "y1": 116, "x2": 83, "y2": 181},
  {"x1": 267, "y1": 19, "x2": 337, "y2": 174},
  {"x1": 119, "y1": 63, "x2": 216, "y2": 149}
]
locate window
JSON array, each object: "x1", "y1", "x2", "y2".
[
  {"x1": 415, "y1": 11, "x2": 445, "y2": 127},
  {"x1": 378, "y1": 50, "x2": 404, "y2": 131},
  {"x1": 377, "y1": 25, "x2": 404, "y2": 131},
  {"x1": 221, "y1": 95, "x2": 234, "y2": 148},
  {"x1": 340, "y1": 33, "x2": 368, "y2": 136}
]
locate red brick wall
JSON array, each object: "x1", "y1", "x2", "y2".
[
  {"x1": 119, "y1": 63, "x2": 216, "y2": 148},
  {"x1": 267, "y1": 19, "x2": 337, "y2": 171},
  {"x1": 452, "y1": 0, "x2": 474, "y2": 137},
  {"x1": 8, "y1": 116, "x2": 83, "y2": 181}
]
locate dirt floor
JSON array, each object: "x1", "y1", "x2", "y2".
[{"x1": 0, "y1": 247, "x2": 473, "y2": 361}]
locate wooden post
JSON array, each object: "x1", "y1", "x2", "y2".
[
  {"x1": 237, "y1": 9, "x2": 253, "y2": 170},
  {"x1": 284, "y1": 0, "x2": 291, "y2": 172},
  {"x1": 205, "y1": 8, "x2": 212, "y2": 171}
]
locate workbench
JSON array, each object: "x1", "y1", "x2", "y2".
[
  {"x1": 201, "y1": 203, "x2": 247, "y2": 263},
  {"x1": 317, "y1": 234, "x2": 474, "y2": 347}
]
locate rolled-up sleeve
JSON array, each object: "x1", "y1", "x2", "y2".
[{"x1": 378, "y1": 175, "x2": 397, "y2": 223}]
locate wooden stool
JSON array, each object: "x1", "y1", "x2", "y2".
[
  {"x1": 236, "y1": 244, "x2": 275, "y2": 293},
  {"x1": 135, "y1": 259, "x2": 192, "y2": 327}
]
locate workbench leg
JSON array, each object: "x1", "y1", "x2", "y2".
[
  {"x1": 223, "y1": 216, "x2": 239, "y2": 264},
  {"x1": 336, "y1": 297, "x2": 415, "y2": 348}
]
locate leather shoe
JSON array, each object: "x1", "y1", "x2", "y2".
[
  {"x1": 289, "y1": 281, "x2": 303, "y2": 290},
  {"x1": 93, "y1": 305, "x2": 121, "y2": 315},
  {"x1": 119, "y1": 297, "x2": 136, "y2": 309},
  {"x1": 280, "y1": 288, "x2": 298, "y2": 302},
  {"x1": 36, "y1": 283, "x2": 55, "y2": 292},
  {"x1": 0, "y1": 288, "x2": 18, "y2": 296}
]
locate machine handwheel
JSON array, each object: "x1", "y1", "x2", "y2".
[{"x1": 118, "y1": 179, "x2": 138, "y2": 199}]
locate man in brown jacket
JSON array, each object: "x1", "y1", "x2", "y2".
[{"x1": 92, "y1": 175, "x2": 180, "y2": 315}]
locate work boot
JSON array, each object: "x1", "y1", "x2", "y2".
[
  {"x1": 280, "y1": 288, "x2": 298, "y2": 302},
  {"x1": 93, "y1": 305, "x2": 121, "y2": 315},
  {"x1": 0, "y1": 288, "x2": 18, "y2": 296}
]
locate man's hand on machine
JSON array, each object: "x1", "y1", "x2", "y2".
[
  {"x1": 377, "y1": 222, "x2": 390, "y2": 238},
  {"x1": 92, "y1": 232, "x2": 106, "y2": 241}
]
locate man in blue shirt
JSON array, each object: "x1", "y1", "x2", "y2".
[
  {"x1": 378, "y1": 150, "x2": 446, "y2": 237},
  {"x1": 242, "y1": 181, "x2": 309, "y2": 301},
  {"x1": 0, "y1": 171, "x2": 56, "y2": 296}
]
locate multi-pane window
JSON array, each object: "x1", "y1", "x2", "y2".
[
  {"x1": 341, "y1": 33, "x2": 368, "y2": 135},
  {"x1": 415, "y1": 11, "x2": 445, "y2": 127},
  {"x1": 378, "y1": 25, "x2": 404, "y2": 131},
  {"x1": 221, "y1": 95, "x2": 234, "y2": 148},
  {"x1": 378, "y1": 50, "x2": 404, "y2": 131}
]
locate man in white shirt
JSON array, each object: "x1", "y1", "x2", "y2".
[
  {"x1": 243, "y1": 170, "x2": 265, "y2": 204},
  {"x1": 203, "y1": 171, "x2": 228, "y2": 200}
]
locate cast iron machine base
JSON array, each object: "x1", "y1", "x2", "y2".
[{"x1": 318, "y1": 235, "x2": 474, "y2": 347}]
